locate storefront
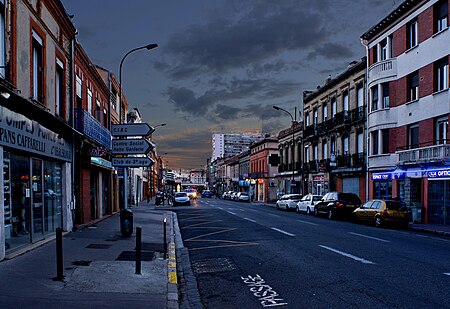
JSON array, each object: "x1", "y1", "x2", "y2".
[
  {"x1": 1, "y1": 106, "x2": 72, "y2": 255},
  {"x1": 426, "y1": 168, "x2": 450, "y2": 225}
]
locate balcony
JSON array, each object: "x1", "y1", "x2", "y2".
[
  {"x1": 352, "y1": 152, "x2": 366, "y2": 168},
  {"x1": 75, "y1": 108, "x2": 111, "y2": 149},
  {"x1": 351, "y1": 106, "x2": 365, "y2": 123},
  {"x1": 397, "y1": 144, "x2": 450, "y2": 165},
  {"x1": 337, "y1": 153, "x2": 352, "y2": 168},
  {"x1": 368, "y1": 58, "x2": 397, "y2": 86}
]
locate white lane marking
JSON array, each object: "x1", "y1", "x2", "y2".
[
  {"x1": 416, "y1": 234, "x2": 429, "y2": 238},
  {"x1": 349, "y1": 232, "x2": 390, "y2": 243},
  {"x1": 236, "y1": 208, "x2": 245, "y2": 212},
  {"x1": 244, "y1": 218, "x2": 257, "y2": 223},
  {"x1": 297, "y1": 220, "x2": 318, "y2": 226},
  {"x1": 416, "y1": 234, "x2": 449, "y2": 242},
  {"x1": 319, "y1": 245, "x2": 375, "y2": 265},
  {"x1": 227, "y1": 211, "x2": 237, "y2": 215},
  {"x1": 444, "y1": 273, "x2": 450, "y2": 276},
  {"x1": 271, "y1": 228, "x2": 295, "y2": 237}
]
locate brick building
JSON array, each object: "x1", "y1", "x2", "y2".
[{"x1": 362, "y1": 0, "x2": 449, "y2": 224}]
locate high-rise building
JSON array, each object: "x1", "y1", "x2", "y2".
[{"x1": 212, "y1": 133, "x2": 265, "y2": 160}]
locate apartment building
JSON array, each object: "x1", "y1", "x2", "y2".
[
  {"x1": 303, "y1": 59, "x2": 367, "y2": 198},
  {"x1": 212, "y1": 133, "x2": 265, "y2": 160},
  {"x1": 362, "y1": 0, "x2": 449, "y2": 224}
]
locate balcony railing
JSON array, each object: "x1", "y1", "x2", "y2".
[
  {"x1": 337, "y1": 154, "x2": 352, "y2": 168},
  {"x1": 75, "y1": 108, "x2": 111, "y2": 148},
  {"x1": 397, "y1": 144, "x2": 450, "y2": 165},
  {"x1": 368, "y1": 58, "x2": 397, "y2": 84},
  {"x1": 352, "y1": 152, "x2": 365, "y2": 167}
]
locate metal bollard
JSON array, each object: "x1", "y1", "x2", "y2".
[
  {"x1": 163, "y1": 218, "x2": 167, "y2": 259},
  {"x1": 56, "y1": 227, "x2": 64, "y2": 280},
  {"x1": 136, "y1": 227, "x2": 142, "y2": 274}
]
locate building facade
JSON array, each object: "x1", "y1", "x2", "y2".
[
  {"x1": 362, "y1": 0, "x2": 450, "y2": 224},
  {"x1": 1, "y1": 0, "x2": 75, "y2": 259},
  {"x1": 212, "y1": 133, "x2": 265, "y2": 160},
  {"x1": 303, "y1": 59, "x2": 367, "y2": 199}
]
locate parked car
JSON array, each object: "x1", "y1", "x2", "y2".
[
  {"x1": 352, "y1": 199, "x2": 409, "y2": 228},
  {"x1": 314, "y1": 192, "x2": 362, "y2": 219},
  {"x1": 185, "y1": 189, "x2": 198, "y2": 199},
  {"x1": 276, "y1": 194, "x2": 303, "y2": 211},
  {"x1": 222, "y1": 191, "x2": 232, "y2": 199},
  {"x1": 235, "y1": 192, "x2": 250, "y2": 202},
  {"x1": 296, "y1": 194, "x2": 322, "y2": 215},
  {"x1": 173, "y1": 192, "x2": 190, "y2": 206},
  {"x1": 201, "y1": 190, "x2": 214, "y2": 198},
  {"x1": 230, "y1": 192, "x2": 239, "y2": 201}
]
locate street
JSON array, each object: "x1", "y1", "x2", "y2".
[{"x1": 174, "y1": 198, "x2": 450, "y2": 309}]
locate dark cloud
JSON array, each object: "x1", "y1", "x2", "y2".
[
  {"x1": 306, "y1": 42, "x2": 354, "y2": 60},
  {"x1": 246, "y1": 60, "x2": 290, "y2": 78}
]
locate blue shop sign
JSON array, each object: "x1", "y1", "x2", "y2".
[
  {"x1": 426, "y1": 169, "x2": 450, "y2": 179},
  {"x1": 372, "y1": 173, "x2": 391, "y2": 181},
  {"x1": 239, "y1": 180, "x2": 250, "y2": 186}
]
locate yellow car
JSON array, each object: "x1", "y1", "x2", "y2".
[{"x1": 352, "y1": 199, "x2": 409, "y2": 228}]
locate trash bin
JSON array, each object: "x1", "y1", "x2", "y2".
[{"x1": 120, "y1": 208, "x2": 133, "y2": 237}]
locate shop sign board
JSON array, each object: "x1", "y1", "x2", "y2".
[
  {"x1": 0, "y1": 106, "x2": 72, "y2": 161},
  {"x1": 112, "y1": 139, "x2": 155, "y2": 155},
  {"x1": 111, "y1": 123, "x2": 155, "y2": 137},
  {"x1": 112, "y1": 156, "x2": 155, "y2": 167}
]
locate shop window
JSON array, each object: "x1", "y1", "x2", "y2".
[
  {"x1": 373, "y1": 181, "x2": 392, "y2": 200},
  {"x1": 435, "y1": 57, "x2": 448, "y2": 92},
  {"x1": 435, "y1": 0, "x2": 448, "y2": 33},
  {"x1": 408, "y1": 124, "x2": 419, "y2": 149},
  {"x1": 435, "y1": 117, "x2": 448, "y2": 144},
  {"x1": 408, "y1": 71, "x2": 419, "y2": 101}
]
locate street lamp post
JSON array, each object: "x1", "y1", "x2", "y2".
[
  {"x1": 118, "y1": 43, "x2": 158, "y2": 210},
  {"x1": 273, "y1": 106, "x2": 295, "y2": 194}
]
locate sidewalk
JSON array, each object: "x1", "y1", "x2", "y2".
[{"x1": 0, "y1": 200, "x2": 179, "y2": 309}]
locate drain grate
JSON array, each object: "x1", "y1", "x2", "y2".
[
  {"x1": 85, "y1": 244, "x2": 112, "y2": 249},
  {"x1": 116, "y1": 251, "x2": 154, "y2": 261},
  {"x1": 72, "y1": 260, "x2": 92, "y2": 266},
  {"x1": 192, "y1": 258, "x2": 235, "y2": 274}
]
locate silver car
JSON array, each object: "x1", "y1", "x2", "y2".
[
  {"x1": 296, "y1": 194, "x2": 322, "y2": 215},
  {"x1": 276, "y1": 194, "x2": 302, "y2": 211}
]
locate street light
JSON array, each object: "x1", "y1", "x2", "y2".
[
  {"x1": 118, "y1": 43, "x2": 158, "y2": 210},
  {"x1": 273, "y1": 105, "x2": 295, "y2": 194}
]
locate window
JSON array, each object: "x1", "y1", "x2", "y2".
[
  {"x1": 436, "y1": 117, "x2": 448, "y2": 144},
  {"x1": 87, "y1": 89, "x2": 93, "y2": 114},
  {"x1": 32, "y1": 30, "x2": 44, "y2": 102},
  {"x1": 0, "y1": 0, "x2": 5, "y2": 78},
  {"x1": 357, "y1": 132, "x2": 364, "y2": 154},
  {"x1": 408, "y1": 124, "x2": 419, "y2": 149},
  {"x1": 408, "y1": 19, "x2": 418, "y2": 49},
  {"x1": 331, "y1": 98, "x2": 337, "y2": 118},
  {"x1": 408, "y1": 71, "x2": 419, "y2": 101},
  {"x1": 323, "y1": 103, "x2": 327, "y2": 121},
  {"x1": 305, "y1": 112, "x2": 309, "y2": 126},
  {"x1": 313, "y1": 108, "x2": 318, "y2": 125},
  {"x1": 435, "y1": 58, "x2": 448, "y2": 92},
  {"x1": 331, "y1": 137, "x2": 336, "y2": 154},
  {"x1": 313, "y1": 144, "x2": 318, "y2": 160},
  {"x1": 372, "y1": 46, "x2": 378, "y2": 63},
  {"x1": 112, "y1": 88, "x2": 118, "y2": 110},
  {"x1": 371, "y1": 131, "x2": 379, "y2": 155},
  {"x1": 382, "y1": 129, "x2": 390, "y2": 154},
  {"x1": 380, "y1": 39, "x2": 388, "y2": 60},
  {"x1": 357, "y1": 84, "x2": 364, "y2": 108},
  {"x1": 343, "y1": 135, "x2": 349, "y2": 154},
  {"x1": 371, "y1": 86, "x2": 378, "y2": 111},
  {"x1": 435, "y1": 0, "x2": 448, "y2": 33},
  {"x1": 382, "y1": 83, "x2": 389, "y2": 108},
  {"x1": 323, "y1": 140, "x2": 328, "y2": 159},
  {"x1": 305, "y1": 145, "x2": 309, "y2": 162},
  {"x1": 55, "y1": 58, "x2": 64, "y2": 116},
  {"x1": 343, "y1": 90, "x2": 349, "y2": 112}
]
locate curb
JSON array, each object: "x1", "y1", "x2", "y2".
[{"x1": 167, "y1": 212, "x2": 179, "y2": 309}]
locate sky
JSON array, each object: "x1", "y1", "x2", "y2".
[{"x1": 62, "y1": 0, "x2": 396, "y2": 170}]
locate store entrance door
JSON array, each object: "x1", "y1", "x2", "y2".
[{"x1": 31, "y1": 158, "x2": 44, "y2": 242}]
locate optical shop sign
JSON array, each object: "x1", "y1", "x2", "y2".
[{"x1": 0, "y1": 106, "x2": 72, "y2": 162}]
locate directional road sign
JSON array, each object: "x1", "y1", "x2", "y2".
[
  {"x1": 111, "y1": 123, "x2": 155, "y2": 137},
  {"x1": 112, "y1": 139, "x2": 155, "y2": 155},
  {"x1": 112, "y1": 157, "x2": 155, "y2": 167}
]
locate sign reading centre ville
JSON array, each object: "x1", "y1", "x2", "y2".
[
  {"x1": 112, "y1": 156, "x2": 155, "y2": 167},
  {"x1": 112, "y1": 139, "x2": 155, "y2": 155},
  {"x1": 111, "y1": 123, "x2": 155, "y2": 137}
]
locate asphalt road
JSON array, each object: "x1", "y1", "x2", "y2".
[{"x1": 173, "y1": 197, "x2": 450, "y2": 309}]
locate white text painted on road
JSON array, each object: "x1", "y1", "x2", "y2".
[
  {"x1": 349, "y1": 232, "x2": 390, "y2": 243},
  {"x1": 227, "y1": 211, "x2": 237, "y2": 215},
  {"x1": 241, "y1": 274, "x2": 288, "y2": 307},
  {"x1": 271, "y1": 228, "x2": 295, "y2": 237},
  {"x1": 244, "y1": 217, "x2": 257, "y2": 223},
  {"x1": 319, "y1": 245, "x2": 375, "y2": 264},
  {"x1": 297, "y1": 220, "x2": 318, "y2": 226}
]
